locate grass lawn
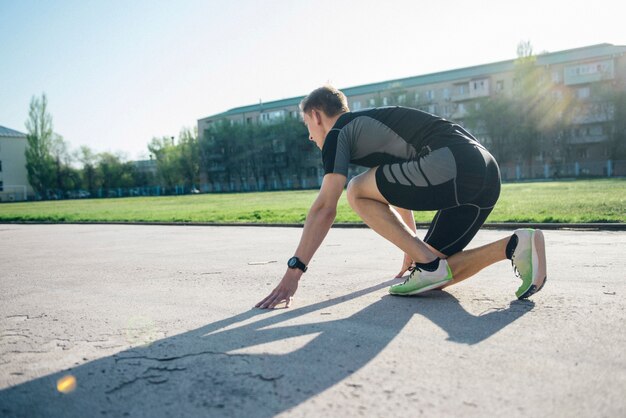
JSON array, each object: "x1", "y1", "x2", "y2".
[{"x1": 0, "y1": 179, "x2": 624, "y2": 224}]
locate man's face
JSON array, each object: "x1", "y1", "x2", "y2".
[{"x1": 303, "y1": 111, "x2": 324, "y2": 150}]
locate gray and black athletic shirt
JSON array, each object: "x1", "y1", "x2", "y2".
[{"x1": 321, "y1": 106, "x2": 479, "y2": 176}]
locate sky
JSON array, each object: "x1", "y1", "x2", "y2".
[{"x1": 1, "y1": 0, "x2": 624, "y2": 160}]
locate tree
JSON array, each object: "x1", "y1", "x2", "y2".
[
  {"x1": 94, "y1": 152, "x2": 134, "y2": 194},
  {"x1": 466, "y1": 96, "x2": 517, "y2": 163},
  {"x1": 591, "y1": 81, "x2": 626, "y2": 161},
  {"x1": 178, "y1": 127, "x2": 201, "y2": 188},
  {"x1": 468, "y1": 42, "x2": 572, "y2": 173},
  {"x1": 279, "y1": 117, "x2": 315, "y2": 186},
  {"x1": 50, "y1": 134, "x2": 76, "y2": 194},
  {"x1": 511, "y1": 41, "x2": 547, "y2": 168},
  {"x1": 25, "y1": 94, "x2": 56, "y2": 197},
  {"x1": 197, "y1": 116, "x2": 315, "y2": 192},
  {"x1": 607, "y1": 89, "x2": 626, "y2": 160},
  {"x1": 148, "y1": 136, "x2": 182, "y2": 189},
  {"x1": 75, "y1": 146, "x2": 98, "y2": 195}
]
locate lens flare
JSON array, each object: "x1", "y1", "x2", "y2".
[{"x1": 56, "y1": 375, "x2": 77, "y2": 393}]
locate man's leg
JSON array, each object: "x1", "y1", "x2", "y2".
[
  {"x1": 346, "y1": 168, "x2": 439, "y2": 264},
  {"x1": 347, "y1": 168, "x2": 509, "y2": 286},
  {"x1": 440, "y1": 238, "x2": 508, "y2": 286}
]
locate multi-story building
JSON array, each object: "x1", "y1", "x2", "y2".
[
  {"x1": 0, "y1": 126, "x2": 33, "y2": 202},
  {"x1": 199, "y1": 43, "x2": 626, "y2": 183}
]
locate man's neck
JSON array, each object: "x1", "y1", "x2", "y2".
[{"x1": 322, "y1": 112, "x2": 346, "y2": 136}]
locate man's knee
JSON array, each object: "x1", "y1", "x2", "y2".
[
  {"x1": 346, "y1": 169, "x2": 381, "y2": 208},
  {"x1": 346, "y1": 176, "x2": 362, "y2": 208}
]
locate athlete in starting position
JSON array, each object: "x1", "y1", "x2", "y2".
[{"x1": 256, "y1": 86, "x2": 547, "y2": 309}]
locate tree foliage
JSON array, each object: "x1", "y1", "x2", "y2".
[
  {"x1": 198, "y1": 116, "x2": 314, "y2": 190},
  {"x1": 25, "y1": 94, "x2": 56, "y2": 196},
  {"x1": 465, "y1": 41, "x2": 618, "y2": 169}
]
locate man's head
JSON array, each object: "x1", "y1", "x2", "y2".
[{"x1": 300, "y1": 86, "x2": 349, "y2": 149}]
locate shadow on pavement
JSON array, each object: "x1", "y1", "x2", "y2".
[
  {"x1": 410, "y1": 290, "x2": 535, "y2": 344},
  {"x1": 0, "y1": 283, "x2": 533, "y2": 417}
]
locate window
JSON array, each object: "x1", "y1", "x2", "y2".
[
  {"x1": 426, "y1": 90, "x2": 435, "y2": 100},
  {"x1": 470, "y1": 79, "x2": 489, "y2": 96},
  {"x1": 0, "y1": 160, "x2": 2, "y2": 172},
  {"x1": 572, "y1": 62, "x2": 610, "y2": 76},
  {"x1": 369, "y1": 98, "x2": 376, "y2": 107},
  {"x1": 428, "y1": 104, "x2": 436, "y2": 114},
  {"x1": 270, "y1": 110, "x2": 284, "y2": 120},
  {"x1": 397, "y1": 94, "x2": 406, "y2": 105},
  {"x1": 352, "y1": 101, "x2": 362, "y2": 111},
  {"x1": 442, "y1": 88, "x2": 450, "y2": 100},
  {"x1": 382, "y1": 97, "x2": 389, "y2": 106},
  {"x1": 0, "y1": 181, "x2": 3, "y2": 192},
  {"x1": 552, "y1": 71, "x2": 561, "y2": 83},
  {"x1": 577, "y1": 87, "x2": 590, "y2": 99},
  {"x1": 414, "y1": 92, "x2": 420, "y2": 103},
  {"x1": 496, "y1": 80, "x2": 504, "y2": 91},
  {"x1": 590, "y1": 125, "x2": 603, "y2": 136}
]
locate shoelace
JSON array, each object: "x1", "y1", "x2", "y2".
[
  {"x1": 402, "y1": 265, "x2": 422, "y2": 284},
  {"x1": 511, "y1": 256, "x2": 521, "y2": 278}
]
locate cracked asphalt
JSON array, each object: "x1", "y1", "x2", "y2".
[{"x1": 0, "y1": 224, "x2": 625, "y2": 417}]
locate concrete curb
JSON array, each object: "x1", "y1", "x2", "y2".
[{"x1": 2, "y1": 220, "x2": 625, "y2": 230}]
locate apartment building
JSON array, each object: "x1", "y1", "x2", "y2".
[
  {"x1": 199, "y1": 43, "x2": 626, "y2": 180},
  {"x1": 0, "y1": 126, "x2": 33, "y2": 202}
]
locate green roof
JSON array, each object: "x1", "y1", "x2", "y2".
[{"x1": 200, "y1": 43, "x2": 626, "y2": 121}]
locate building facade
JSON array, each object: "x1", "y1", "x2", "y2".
[
  {"x1": 0, "y1": 126, "x2": 33, "y2": 202},
  {"x1": 199, "y1": 43, "x2": 626, "y2": 184}
]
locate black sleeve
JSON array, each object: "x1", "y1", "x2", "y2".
[{"x1": 322, "y1": 128, "x2": 350, "y2": 176}]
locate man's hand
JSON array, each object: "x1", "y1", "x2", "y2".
[
  {"x1": 396, "y1": 252, "x2": 415, "y2": 278},
  {"x1": 255, "y1": 272, "x2": 300, "y2": 309},
  {"x1": 255, "y1": 173, "x2": 345, "y2": 310}
]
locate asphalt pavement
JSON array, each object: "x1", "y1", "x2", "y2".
[{"x1": 0, "y1": 224, "x2": 625, "y2": 417}]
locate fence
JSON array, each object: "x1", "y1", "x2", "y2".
[
  {"x1": 499, "y1": 159, "x2": 626, "y2": 181},
  {"x1": 2, "y1": 159, "x2": 624, "y2": 203},
  {"x1": 0, "y1": 185, "x2": 28, "y2": 202}
]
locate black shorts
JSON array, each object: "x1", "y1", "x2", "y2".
[{"x1": 375, "y1": 142, "x2": 501, "y2": 256}]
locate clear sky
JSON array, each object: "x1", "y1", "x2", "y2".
[{"x1": 1, "y1": 0, "x2": 624, "y2": 160}]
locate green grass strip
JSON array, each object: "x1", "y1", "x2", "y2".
[{"x1": 0, "y1": 179, "x2": 624, "y2": 224}]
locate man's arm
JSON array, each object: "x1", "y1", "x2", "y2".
[{"x1": 255, "y1": 173, "x2": 347, "y2": 309}]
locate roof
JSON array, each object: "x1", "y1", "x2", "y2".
[
  {"x1": 0, "y1": 125, "x2": 27, "y2": 138},
  {"x1": 200, "y1": 43, "x2": 626, "y2": 121}
]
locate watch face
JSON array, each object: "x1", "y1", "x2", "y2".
[{"x1": 288, "y1": 257, "x2": 297, "y2": 267}]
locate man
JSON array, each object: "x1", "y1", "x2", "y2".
[{"x1": 256, "y1": 86, "x2": 546, "y2": 309}]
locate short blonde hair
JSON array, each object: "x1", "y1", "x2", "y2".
[{"x1": 300, "y1": 85, "x2": 349, "y2": 117}]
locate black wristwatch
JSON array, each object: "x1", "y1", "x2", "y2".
[{"x1": 287, "y1": 256, "x2": 308, "y2": 272}]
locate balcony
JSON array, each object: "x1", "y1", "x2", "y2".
[
  {"x1": 451, "y1": 92, "x2": 471, "y2": 102},
  {"x1": 568, "y1": 134, "x2": 608, "y2": 145},
  {"x1": 564, "y1": 59, "x2": 615, "y2": 86}
]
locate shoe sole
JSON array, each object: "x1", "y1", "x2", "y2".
[
  {"x1": 389, "y1": 278, "x2": 452, "y2": 296},
  {"x1": 517, "y1": 229, "x2": 547, "y2": 299}
]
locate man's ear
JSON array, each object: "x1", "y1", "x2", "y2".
[{"x1": 312, "y1": 109, "x2": 323, "y2": 125}]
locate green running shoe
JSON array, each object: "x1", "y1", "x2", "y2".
[
  {"x1": 510, "y1": 229, "x2": 547, "y2": 299},
  {"x1": 389, "y1": 259, "x2": 453, "y2": 296}
]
